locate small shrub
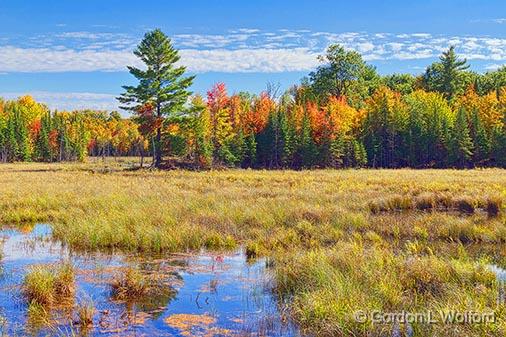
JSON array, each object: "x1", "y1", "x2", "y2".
[{"x1": 111, "y1": 267, "x2": 148, "y2": 300}]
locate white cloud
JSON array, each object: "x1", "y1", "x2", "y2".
[
  {"x1": 56, "y1": 32, "x2": 106, "y2": 39},
  {"x1": 0, "y1": 46, "x2": 140, "y2": 72},
  {"x1": 1, "y1": 29, "x2": 506, "y2": 74},
  {"x1": 411, "y1": 33, "x2": 431, "y2": 38},
  {"x1": 485, "y1": 63, "x2": 503, "y2": 70},
  {"x1": 0, "y1": 46, "x2": 319, "y2": 73},
  {"x1": 356, "y1": 42, "x2": 375, "y2": 53},
  {"x1": 0, "y1": 91, "x2": 119, "y2": 111},
  {"x1": 180, "y1": 48, "x2": 319, "y2": 72}
]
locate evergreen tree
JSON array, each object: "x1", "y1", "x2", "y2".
[
  {"x1": 328, "y1": 136, "x2": 345, "y2": 168},
  {"x1": 450, "y1": 108, "x2": 474, "y2": 167},
  {"x1": 0, "y1": 113, "x2": 6, "y2": 162},
  {"x1": 470, "y1": 109, "x2": 490, "y2": 165},
  {"x1": 243, "y1": 132, "x2": 257, "y2": 167},
  {"x1": 279, "y1": 110, "x2": 296, "y2": 168},
  {"x1": 490, "y1": 126, "x2": 506, "y2": 167},
  {"x1": 423, "y1": 46, "x2": 470, "y2": 101},
  {"x1": 118, "y1": 29, "x2": 194, "y2": 168},
  {"x1": 352, "y1": 140, "x2": 368, "y2": 167},
  {"x1": 296, "y1": 113, "x2": 318, "y2": 168},
  {"x1": 35, "y1": 111, "x2": 53, "y2": 161}
]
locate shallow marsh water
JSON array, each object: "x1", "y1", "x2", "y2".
[{"x1": 0, "y1": 224, "x2": 302, "y2": 337}]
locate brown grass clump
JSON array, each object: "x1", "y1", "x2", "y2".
[
  {"x1": 414, "y1": 192, "x2": 436, "y2": 211},
  {"x1": 54, "y1": 263, "x2": 75, "y2": 298},
  {"x1": 485, "y1": 195, "x2": 503, "y2": 217},
  {"x1": 369, "y1": 195, "x2": 413, "y2": 214},
  {"x1": 111, "y1": 267, "x2": 148, "y2": 300},
  {"x1": 435, "y1": 193, "x2": 453, "y2": 210},
  {"x1": 400, "y1": 256, "x2": 452, "y2": 296},
  {"x1": 452, "y1": 196, "x2": 476, "y2": 214},
  {"x1": 23, "y1": 263, "x2": 75, "y2": 307},
  {"x1": 75, "y1": 301, "x2": 94, "y2": 328}
]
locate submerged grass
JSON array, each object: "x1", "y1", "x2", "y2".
[{"x1": 1, "y1": 160, "x2": 506, "y2": 336}]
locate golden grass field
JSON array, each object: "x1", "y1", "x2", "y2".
[{"x1": 1, "y1": 159, "x2": 506, "y2": 336}]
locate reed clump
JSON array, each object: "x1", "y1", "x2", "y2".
[
  {"x1": 75, "y1": 300, "x2": 94, "y2": 328},
  {"x1": 111, "y1": 267, "x2": 149, "y2": 300},
  {"x1": 23, "y1": 263, "x2": 75, "y2": 307}
]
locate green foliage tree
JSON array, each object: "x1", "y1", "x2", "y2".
[
  {"x1": 382, "y1": 73, "x2": 416, "y2": 95},
  {"x1": 469, "y1": 109, "x2": 490, "y2": 164},
  {"x1": 308, "y1": 44, "x2": 379, "y2": 107},
  {"x1": 188, "y1": 96, "x2": 213, "y2": 168}
]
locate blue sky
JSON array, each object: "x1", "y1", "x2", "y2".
[{"x1": 0, "y1": 0, "x2": 505, "y2": 111}]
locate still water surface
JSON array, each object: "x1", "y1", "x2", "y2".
[{"x1": 0, "y1": 224, "x2": 302, "y2": 336}]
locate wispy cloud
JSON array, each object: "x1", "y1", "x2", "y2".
[
  {"x1": 180, "y1": 48, "x2": 319, "y2": 72},
  {"x1": 0, "y1": 29, "x2": 505, "y2": 74},
  {"x1": 0, "y1": 91, "x2": 119, "y2": 111},
  {"x1": 0, "y1": 46, "x2": 139, "y2": 72},
  {"x1": 485, "y1": 63, "x2": 504, "y2": 70}
]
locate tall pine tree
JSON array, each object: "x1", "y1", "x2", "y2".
[{"x1": 119, "y1": 29, "x2": 194, "y2": 168}]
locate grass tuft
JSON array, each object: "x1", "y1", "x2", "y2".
[
  {"x1": 75, "y1": 300, "x2": 94, "y2": 328},
  {"x1": 486, "y1": 195, "x2": 503, "y2": 217},
  {"x1": 414, "y1": 192, "x2": 436, "y2": 211},
  {"x1": 111, "y1": 267, "x2": 148, "y2": 300},
  {"x1": 23, "y1": 263, "x2": 75, "y2": 307},
  {"x1": 452, "y1": 196, "x2": 476, "y2": 214}
]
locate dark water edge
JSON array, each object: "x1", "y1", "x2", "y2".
[{"x1": 0, "y1": 224, "x2": 304, "y2": 337}]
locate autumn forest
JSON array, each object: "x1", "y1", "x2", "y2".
[{"x1": 1, "y1": 30, "x2": 506, "y2": 169}]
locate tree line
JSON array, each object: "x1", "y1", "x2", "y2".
[
  {"x1": 1, "y1": 29, "x2": 505, "y2": 168},
  {"x1": 120, "y1": 30, "x2": 506, "y2": 169},
  {"x1": 0, "y1": 96, "x2": 143, "y2": 163}
]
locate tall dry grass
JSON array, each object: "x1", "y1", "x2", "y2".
[{"x1": 1, "y1": 161, "x2": 505, "y2": 336}]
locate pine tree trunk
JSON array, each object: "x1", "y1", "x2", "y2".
[
  {"x1": 155, "y1": 127, "x2": 162, "y2": 167},
  {"x1": 154, "y1": 103, "x2": 162, "y2": 168}
]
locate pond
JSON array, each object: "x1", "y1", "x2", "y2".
[{"x1": 0, "y1": 224, "x2": 303, "y2": 337}]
